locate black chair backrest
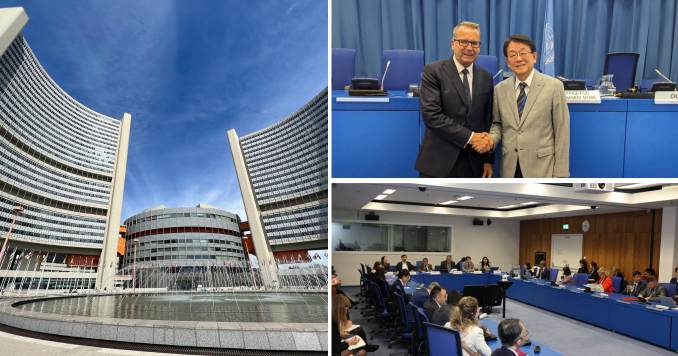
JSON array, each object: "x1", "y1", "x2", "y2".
[
  {"x1": 603, "y1": 52, "x2": 639, "y2": 91},
  {"x1": 424, "y1": 322, "x2": 462, "y2": 356}
]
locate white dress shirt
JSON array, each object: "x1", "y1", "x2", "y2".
[
  {"x1": 453, "y1": 56, "x2": 474, "y2": 97},
  {"x1": 514, "y1": 69, "x2": 535, "y2": 99}
]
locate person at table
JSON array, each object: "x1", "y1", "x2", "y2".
[
  {"x1": 440, "y1": 255, "x2": 456, "y2": 272},
  {"x1": 491, "y1": 318, "x2": 530, "y2": 356},
  {"x1": 641, "y1": 267, "x2": 657, "y2": 282},
  {"x1": 415, "y1": 21, "x2": 495, "y2": 178},
  {"x1": 445, "y1": 296, "x2": 491, "y2": 356},
  {"x1": 456, "y1": 257, "x2": 468, "y2": 271},
  {"x1": 577, "y1": 258, "x2": 589, "y2": 274},
  {"x1": 611, "y1": 266, "x2": 627, "y2": 292},
  {"x1": 623, "y1": 271, "x2": 647, "y2": 297},
  {"x1": 558, "y1": 266, "x2": 573, "y2": 285},
  {"x1": 639, "y1": 278, "x2": 668, "y2": 300},
  {"x1": 588, "y1": 261, "x2": 600, "y2": 282},
  {"x1": 424, "y1": 286, "x2": 447, "y2": 319},
  {"x1": 670, "y1": 266, "x2": 678, "y2": 285},
  {"x1": 487, "y1": 34, "x2": 570, "y2": 178},
  {"x1": 419, "y1": 257, "x2": 434, "y2": 272},
  {"x1": 597, "y1": 267, "x2": 614, "y2": 293},
  {"x1": 395, "y1": 254, "x2": 415, "y2": 272},
  {"x1": 412, "y1": 281, "x2": 441, "y2": 307},
  {"x1": 333, "y1": 294, "x2": 378, "y2": 355},
  {"x1": 432, "y1": 290, "x2": 464, "y2": 326},
  {"x1": 371, "y1": 263, "x2": 386, "y2": 283},
  {"x1": 463, "y1": 256, "x2": 475, "y2": 272},
  {"x1": 390, "y1": 269, "x2": 412, "y2": 302},
  {"x1": 380, "y1": 256, "x2": 391, "y2": 272},
  {"x1": 522, "y1": 263, "x2": 533, "y2": 278},
  {"x1": 532, "y1": 260, "x2": 548, "y2": 280},
  {"x1": 480, "y1": 256, "x2": 492, "y2": 272}
]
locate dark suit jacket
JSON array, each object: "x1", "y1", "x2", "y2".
[
  {"x1": 624, "y1": 280, "x2": 647, "y2": 297},
  {"x1": 431, "y1": 304, "x2": 452, "y2": 326},
  {"x1": 390, "y1": 279, "x2": 410, "y2": 302},
  {"x1": 416, "y1": 57, "x2": 494, "y2": 177},
  {"x1": 671, "y1": 277, "x2": 677, "y2": 285},
  {"x1": 640, "y1": 285, "x2": 668, "y2": 299},
  {"x1": 440, "y1": 260, "x2": 456, "y2": 272},
  {"x1": 396, "y1": 261, "x2": 415, "y2": 272},
  {"x1": 419, "y1": 263, "x2": 433, "y2": 272},
  {"x1": 423, "y1": 299, "x2": 441, "y2": 319},
  {"x1": 411, "y1": 288, "x2": 430, "y2": 307},
  {"x1": 491, "y1": 346, "x2": 518, "y2": 356}
]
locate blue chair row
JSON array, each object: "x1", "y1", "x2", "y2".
[{"x1": 425, "y1": 322, "x2": 463, "y2": 356}]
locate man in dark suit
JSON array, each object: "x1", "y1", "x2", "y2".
[
  {"x1": 431, "y1": 290, "x2": 463, "y2": 325},
  {"x1": 390, "y1": 269, "x2": 411, "y2": 302},
  {"x1": 639, "y1": 278, "x2": 668, "y2": 300},
  {"x1": 395, "y1": 254, "x2": 415, "y2": 272},
  {"x1": 670, "y1": 266, "x2": 678, "y2": 285},
  {"x1": 492, "y1": 318, "x2": 529, "y2": 356},
  {"x1": 415, "y1": 21, "x2": 494, "y2": 178},
  {"x1": 623, "y1": 271, "x2": 647, "y2": 297},
  {"x1": 440, "y1": 255, "x2": 456, "y2": 272},
  {"x1": 423, "y1": 287, "x2": 446, "y2": 319},
  {"x1": 411, "y1": 282, "x2": 440, "y2": 307}
]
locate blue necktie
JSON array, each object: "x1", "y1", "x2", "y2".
[{"x1": 517, "y1": 82, "x2": 527, "y2": 118}]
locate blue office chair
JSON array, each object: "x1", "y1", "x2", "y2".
[
  {"x1": 332, "y1": 48, "x2": 356, "y2": 90},
  {"x1": 519, "y1": 264, "x2": 526, "y2": 277},
  {"x1": 604, "y1": 52, "x2": 639, "y2": 92},
  {"x1": 424, "y1": 322, "x2": 462, "y2": 356},
  {"x1": 476, "y1": 55, "x2": 499, "y2": 84},
  {"x1": 415, "y1": 261, "x2": 423, "y2": 271},
  {"x1": 611, "y1": 276, "x2": 622, "y2": 292},
  {"x1": 381, "y1": 49, "x2": 424, "y2": 90},
  {"x1": 662, "y1": 283, "x2": 676, "y2": 298},
  {"x1": 573, "y1": 273, "x2": 589, "y2": 286},
  {"x1": 549, "y1": 268, "x2": 560, "y2": 283}
]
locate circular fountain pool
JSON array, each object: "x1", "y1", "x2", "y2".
[{"x1": 13, "y1": 292, "x2": 327, "y2": 323}]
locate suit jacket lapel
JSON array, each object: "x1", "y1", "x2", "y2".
[
  {"x1": 504, "y1": 80, "x2": 521, "y2": 127},
  {"x1": 447, "y1": 58, "x2": 471, "y2": 110},
  {"x1": 519, "y1": 70, "x2": 544, "y2": 128}
]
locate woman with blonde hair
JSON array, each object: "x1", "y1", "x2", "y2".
[
  {"x1": 333, "y1": 294, "x2": 375, "y2": 355},
  {"x1": 444, "y1": 296, "x2": 491, "y2": 356}
]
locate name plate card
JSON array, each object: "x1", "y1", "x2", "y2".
[
  {"x1": 565, "y1": 90, "x2": 601, "y2": 104},
  {"x1": 654, "y1": 91, "x2": 678, "y2": 104}
]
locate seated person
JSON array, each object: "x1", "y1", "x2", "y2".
[
  {"x1": 440, "y1": 255, "x2": 456, "y2": 272},
  {"x1": 371, "y1": 263, "x2": 386, "y2": 283},
  {"x1": 423, "y1": 286, "x2": 447, "y2": 319},
  {"x1": 419, "y1": 257, "x2": 433, "y2": 272},
  {"x1": 480, "y1": 257, "x2": 492, "y2": 273},
  {"x1": 597, "y1": 267, "x2": 614, "y2": 293},
  {"x1": 444, "y1": 297, "x2": 491, "y2": 356},
  {"x1": 522, "y1": 263, "x2": 533, "y2": 278},
  {"x1": 395, "y1": 254, "x2": 415, "y2": 272},
  {"x1": 641, "y1": 267, "x2": 656, "y2": 282},
  {"x1": 333, "y1": 294, "x2": 378, "y2": 355},
  {"x1": 577, "y1": 258, "x2": 589, "y2": 274},
  {"x1": 623, "y1": 271, "x2": 647, "y2": 297},
  {"x1": 456, "y1": 257, "x2": 468, "y2": 271},
  {"x1": 390, "y1": 269, "x2": 412, "y2": 302},
  {"x1": 491, "y1": 318, "x2": 529, "y2": 356},
  {"x1": 370, "y1": 261, "x2": 381, "y2": 274},
  {"x1": 431, "y1": 290, "x2": 464, "y2": 326},
  {"x1": 463, "y1": 256, "x2": 475, "y2": 272},
  {"x1": 558, "y1": 266, "x2": 573, "y2": 285},
  {"x1": 588, "y1": 261, "x2": 600, "y2": 282},
  {"x1": 670, "y1": 266, "x2": 678, "y2": 285},
  {"x1": 380, "y1": 256, "x2": 391, "y2": 272},
  {"x1": 639, "y1": 278, "x2": 668, "y2": 301},
  {"x1": 533, "y1": 260, "x2": 549, "y2": 280},
  {"x1": 411, "y1": 281, "x2": 440, "y2": 307}
]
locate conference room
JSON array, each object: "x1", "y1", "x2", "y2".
[
  {"x1": 331, "y1": 182, "x2": 678, "y2": 355},
  {"x1": 330, "y1": 0, "x2": 678, "y2": 178}
]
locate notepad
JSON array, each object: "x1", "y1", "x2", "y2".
[
  {"x1": 346, "y1": 335, "x2": 366, "y2": 350},
  {"x1": 346, "y1": 324, "x2": 361, "y2": 333}
]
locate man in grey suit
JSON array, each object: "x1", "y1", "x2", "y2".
[{"x1": 488, "y1": 34, "x2": 570, "y2": 178}]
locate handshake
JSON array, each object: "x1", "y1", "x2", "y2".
[{"x1": 470, "y1": 132, "x2": 494, "y2": 154}]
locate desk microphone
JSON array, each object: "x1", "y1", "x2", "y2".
[
  {"x1": 493, "y1": 69, "x2": 503, "y2": 80},
  {"x1": 655, "y1": 68, "x2": 674, "y2": 83},
  {"x1": 380, "y1": 60, "x2": 391, "y2": 91},
  {"x1": 652, "y1": 68, "x2": 677, "y2": 91},
  {"x1": 556, "y1": 75, "x2": 569, "y2": 81}
]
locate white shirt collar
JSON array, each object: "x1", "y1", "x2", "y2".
[
  {"x1": 452, "y1": 55, "x2": 473, "y2": 75},
  {"x1": 514, "y1": 69, "x2": 535, "y2": 89}
]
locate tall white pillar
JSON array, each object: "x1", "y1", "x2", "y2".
[
  {"x1": 96, "y1": 113, "x2": 131, "y2": 290},
  {"x1": 227, "y1": 129, "x2": 279, "y2": 288},
  {"x1": 659, "y1": 207, "x2": 678, "y2": 282}
]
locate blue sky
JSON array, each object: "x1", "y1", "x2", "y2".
[{"x1": 7, "y1": 0, "x2": 328, "y2": 222}]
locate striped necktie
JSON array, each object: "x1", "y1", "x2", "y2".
[{"x1": 517, "y1": 82, "x2": 527, "y2": 118}]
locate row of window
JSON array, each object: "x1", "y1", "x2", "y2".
[
  {"x1": 134, "y1": 238, "x2": 242, "y2": 247},
  {"x1": 0, "y1": 195, "x2": 106, "y2": 226},
  {"x1": 0, "y1": 180, "x2": 108, "y2": 216},
  {"x1": 126, "y1": 226, "x2": 242, "y2": 240},
  {"x1": 125, "y1": 212, "x2": 237, "y2": 226},
  {"x1": 126, "y1": 255, "x2": 244, "y2": 263}
]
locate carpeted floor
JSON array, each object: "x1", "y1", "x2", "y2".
[{"x1": 341, "y1": 286, "x2": 675, "y2": 356}]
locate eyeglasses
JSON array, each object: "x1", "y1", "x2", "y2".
[
  {"x1": 507, "y1": 51, "x2": 534, "y2": 59},
  {"x1": 454, "y1": 39, "x2": 481, "y2": 49}
]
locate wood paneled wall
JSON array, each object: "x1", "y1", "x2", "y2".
[{"x1": 519, "y1": 210, "x2": 661, "y2": 278}]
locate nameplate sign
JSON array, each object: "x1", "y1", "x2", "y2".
[
  {"x1": 336, "y1": 97, "x2": 390, "y2": 103},
  {"x1": 565, "y1": 90, "x2": 601, "y2": 104},
  {"x1": 654, "y1": 91, "x2": 678, "y2": 104}
]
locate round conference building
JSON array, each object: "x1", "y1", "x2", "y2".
[{"x1": 0, "y1": 8, "x2": 130, "y2": 293}]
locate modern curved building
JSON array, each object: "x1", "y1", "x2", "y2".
[
  {"x1": 0, "y1": 8, "x2": 130, "y2": 292},
  {"x1": 227, "y1": 89, "x2": 328, "y2": 287}
]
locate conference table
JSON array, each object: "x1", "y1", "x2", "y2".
[
  {"x1": 506, "y1": 278, "x2": 678, "y2": 351},
  {"x1": 332, "y1": 90, "x2": 678, "y2": 178}
]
